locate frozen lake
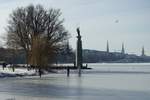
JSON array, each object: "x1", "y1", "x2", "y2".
[{"x1": 0, "y1": 63, "x2": 150, "y2": 100}]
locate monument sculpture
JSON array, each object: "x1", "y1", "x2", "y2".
[{"x1": 76, "y1": 27, "x2": 83, "y2": 77}]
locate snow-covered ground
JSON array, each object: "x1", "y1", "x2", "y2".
[{"x1": 0, "y1": 67, "x2": 36, "y2": 77}]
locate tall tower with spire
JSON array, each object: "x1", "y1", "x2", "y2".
[
  {"x1": 121, "y1": 43, "x2": 125, "y2": 54},
  {"x1": 107, "y1": 40, "x2": 109, "y2": 53},
  {"x1": 141, "y1": 46, "x2": 145, "y2": 56}
]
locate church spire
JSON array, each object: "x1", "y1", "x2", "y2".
[
  {"x1": 121, "y1": 43, "x2": 125, "y2": 54},
  {"x1": 107, "y1": 40, "x2": 109, "y2": 53},
  {"x1": 141, "y1": 46, "x2": 145, "y2": 56}
]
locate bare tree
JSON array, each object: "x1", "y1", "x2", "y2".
[{"x1": 6, "y1": 4, "x2": 68, "y2": 77}]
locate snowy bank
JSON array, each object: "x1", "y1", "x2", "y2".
[{"x1": 0, "y1": 67, "x2": 36, "y2": 78}]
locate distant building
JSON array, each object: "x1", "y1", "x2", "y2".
[
  {"x1": 121, "y1": 43, "x2": 125, "y2": 54},
  {"x1": 106, "y1": 40, "x2": 109, "y2": 53}
]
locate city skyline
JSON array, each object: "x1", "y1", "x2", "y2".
[{"x1": 0, "y1": 0, "x2": 150, "y2": 55}]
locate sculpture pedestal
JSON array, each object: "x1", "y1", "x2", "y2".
[{"x1": 76, "y1": 31, "x2": 82, "y2": 77}]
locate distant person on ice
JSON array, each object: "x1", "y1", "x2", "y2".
[{"x1": 2, "y1": 62, "x2": 6, "y2": 70}]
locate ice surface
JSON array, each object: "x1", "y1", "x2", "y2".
[{"x1": 0, "y1": 63, "x2": 150, "y2": 100}]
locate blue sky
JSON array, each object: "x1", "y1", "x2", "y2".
[{"x1": 0, "y1": 0, "x2": 150, "y2": 55}]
